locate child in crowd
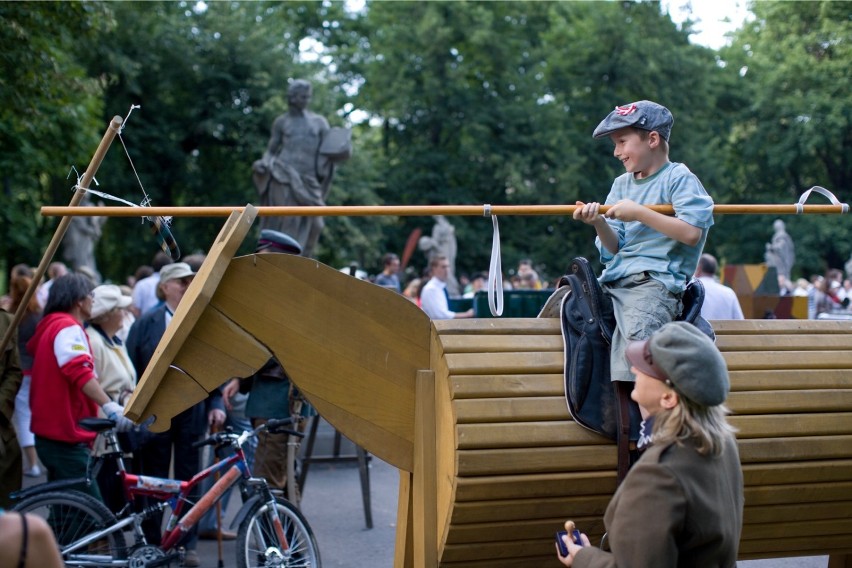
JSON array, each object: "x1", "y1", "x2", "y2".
[
  {"x1": 573, "y1": 100, "x2": 714, "y2": 392},
  {"x1": 557, "y1": 322, "x2": 743, "y2": 566}
]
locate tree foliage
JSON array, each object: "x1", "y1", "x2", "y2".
[
  {"x1": 0, "y1": 1, "x2": 111, "y2": 271},
  {"x1": 1, "y1": 0, "x2": 849, "y2": 289}
]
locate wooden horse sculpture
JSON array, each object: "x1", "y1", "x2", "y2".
[{"x1": 128, "y1": 207, "x2": 852, "y2": 567}]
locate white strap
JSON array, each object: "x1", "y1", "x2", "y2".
[
  {"x1": 795, "y1": 186, "x2": 848, "y2": 214},
  {"x1": 485, "y1": 205, "x2": 504, "y2": 316}
]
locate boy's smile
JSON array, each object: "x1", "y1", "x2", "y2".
[{"x1": 609, "y1": 127, "x2": 666, "y2": 179}]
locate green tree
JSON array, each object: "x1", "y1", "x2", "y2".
[
  {"x1": 339, "y1": 1, "x2": 730, "y2": 282},
  {"x1": 0, "y1": 1, "x2": 111, "y2": 281},
  {"x1": 79, "y1": 0, "x2": 375, "y2": 281},
  {"x1": 719, "y1": 0, "x2": 852, "y2": 277}
]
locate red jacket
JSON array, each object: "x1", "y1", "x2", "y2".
[{"x1": 27, "y1": 312, "x2": 99, "y2": 444}]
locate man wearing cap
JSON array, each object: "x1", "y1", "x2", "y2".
[
  {"x1": 572, "y1": 100, "x2": 714, "y2": 440},
  {"x1": 220, "y1": 230, "x2": 307, "y2": 501},
  {"x1": 557, "y1": 322, "x2": 744, "y2": 567},
  {"x1": 126, "y1": 262, "x2": 225, "y2": 567}
]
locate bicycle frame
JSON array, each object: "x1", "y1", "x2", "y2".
[{"x1": 115, "y1": 429, "x2": 290, "y2": 554}]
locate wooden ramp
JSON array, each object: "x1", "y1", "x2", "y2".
[{"x1": 128, "y1": 209, "x2": 852, "y2": 566}]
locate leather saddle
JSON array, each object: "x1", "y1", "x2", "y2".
[{"x1": 554, "y1": 257, "x2": 713, "y2": 481}]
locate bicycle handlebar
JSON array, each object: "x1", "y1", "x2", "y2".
[
  {"x1": 265, "y1": 417, "x2": 304, "y2": 438},
  {"x1": 191, "y1": 418, "x2": 305, "y2": 450}
]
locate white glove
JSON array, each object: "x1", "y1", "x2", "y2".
[{"x1": 102, "y1": 401, "x2": 135, "y2": 433}]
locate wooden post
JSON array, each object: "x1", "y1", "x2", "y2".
[
  {"x1": 413, "y1": 369, "x2": 438, "y2": 568},
  {"x1": 0, "y1": 115, "x2": 123, "y2": 354}
]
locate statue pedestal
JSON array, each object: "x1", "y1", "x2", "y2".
[{"x1": 722, "y1": 264, "x2": 807, "y2": 319}]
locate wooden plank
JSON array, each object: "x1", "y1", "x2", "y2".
[
  {"x1": 433, "y1": 327, "x2": 458, "y2": 559},
  {"x1": 441, "y1": 537, "x2": 604, "y2": 564},
  {"x1": 127, "y1": 207, "x2": 257, "y2": 427},
  {"x1": 457, "y1": 445, "x2": 616, "y2": 476},
  {"x1": 394, "y1": 472, "x2": 414, "y2": 568},
  {"x1": 743, "y1": 480, "x2": 852, "y2": 505},
  {"x1": 739, "y1": 436, "x2": 852, "y2": 463},
  {"x1": 434, "y1": 318, "x2": 559, "y2": 335},
  {"x1": 730, "y1": 369, "x2": 852, "y2": 391},
  {"x1": 728, "y1": 391, "x2": 852, "y2": 414},
  {"x1": 732, "y1": 413, "x2": 852, "y2": 438},
  {"x1": 451, "y1": 374, "x2": 564, "y2": 399},
  {"x1": 454, "y1": 471, "x2": 616, "y2": 502},
  {"x1": 169, "y1": 306, "x2": 271, "y2": 388},
  {"x1": 738, "y1": 534, "x2": 852, "y2": 555},
  {"x1": 716, "y1": 334, "x2": 852, "y2": 351},
  {"x1": 741, "y1": 518, "x2": 852, "y2": 540},
  {"x1": 712, "y1": 320, "x2": 852, "y2": 334},
  {"x1": 413, "y1": 371, "x2": 438, "y2": 568},
  {"x1": 440, "y1": 555, "x2": 569, "y2": 568},
  {"x1": 828, "y1": 554, "x2": 852, "y2": 568},
  {"x1": 454, "y1": 397, "x2": 570, "y2": 423},
  {"x1": 724, "y1": 351, "x2": 852, "y2": 370},
  {"x1": 457, "y1": 421, "x2": 607, "y2": 449},
  {"x1": 210, "y1": 254, "x2": 432, "y2": 472},
  {"x1": 449, "y1": 494, "x2": 611, "y2": 525},
  {"x1": 439, "y1": 334, "x2": 563, "y2": 354},
  {"x1": 741, "y1": 459, "x2": 852, "y2": 485},
  {"x1": 444, "y1": 516, "x2": 605, "y2": 545},
  {"x1": 743, "y1": 500, "x2": 852, "y2": 524},
  {"x1": 445, "y1": 351, "x2": 563, "y2": 375}
]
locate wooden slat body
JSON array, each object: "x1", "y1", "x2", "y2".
[{"x1": 433, "y1": 318, "x2": 852, "y2": 566}]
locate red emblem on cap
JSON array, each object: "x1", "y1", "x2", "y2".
[{"x1": 615, "y1": 104, "x2": 637, "y2": 116}]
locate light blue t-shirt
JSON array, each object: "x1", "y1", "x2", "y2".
[{"x1": 596, "y1": 162, "x2": 714, "y2": 293}]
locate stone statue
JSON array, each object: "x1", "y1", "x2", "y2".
[
  {"x1": 419, "y1": 215, "x2": 460, "y2": 296},
  {"x1": 62, "y1": 193, "x2": 106, "y2": 283},
  {"x1": 252, "y1": 79, "x2": 351, "y2": 258},
  {"x1": 764, "y1": 219, "x2": 795, "y2": 281}
]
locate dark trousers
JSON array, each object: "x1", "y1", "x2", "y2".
[
  {"x1": 0, "y1": 427, "x2": 22, "y2": 509},
  {"x1": 35, "y1": 435, "x2": 102, "y2": 502},
  {"x1": 133, "y1": 408, "x2": 202, "y2": 549}
]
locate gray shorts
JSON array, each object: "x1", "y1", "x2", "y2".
[{"x1": 603, "y1": 273, "x2": 682, "y2": 382}]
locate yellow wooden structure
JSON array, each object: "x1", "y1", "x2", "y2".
[{"x1": 127, "y1": 207, "x2": 852, "y2": 567}]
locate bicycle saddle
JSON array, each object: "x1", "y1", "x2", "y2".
[{"x1": 79, "y1": 417, "x2": 117, "y2": 433}]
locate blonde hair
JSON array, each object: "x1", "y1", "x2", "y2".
[{"x1": 652, "y1": 396, "x2": 737, "y2": 457}]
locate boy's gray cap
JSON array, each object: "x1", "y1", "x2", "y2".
[
  {"x1": 625, "y1": 321, "x2": 729, "y2": 406},
  {"x1": 256, "y1": 229, "x2": 302, "y2": 255},
  {"x1": 593, "y1": 100, "x2": 674, "y2": 141}
]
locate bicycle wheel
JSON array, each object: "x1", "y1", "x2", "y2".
[
  {"x1": 14, "y1": 490, "x2": 127, "y2": 564},
  {"x1": 237, "y1": 496, "x2": 321, "y2": 568}
]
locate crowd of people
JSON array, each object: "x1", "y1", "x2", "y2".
[
  {"x1": 0, "y1": 256, "x2": 228, "y2": 567},
  {"x1": 0, "y1": 97, "x2": 846, "y2": 567}
]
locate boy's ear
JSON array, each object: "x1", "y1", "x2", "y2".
[{"x1": 647, "y1": 131, "x2": 661, "y2": 149}]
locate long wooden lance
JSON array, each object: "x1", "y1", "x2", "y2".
[
  {"x1": 38, "y1": 202, "x2": 852, "y2": 217},
  {"x1": 0, "y1": 116, "x2": 124, "y2": 355}
]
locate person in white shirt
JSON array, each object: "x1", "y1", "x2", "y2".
[
  {"x1": 131, "y1": 252, "x2": 172, "y2": 317},
  {"x1": 695, "y1": 254, "x2": 745, "y2": 320},
  {"x1": 420, "y1": 255, "x2": 474, "y2": 320}
]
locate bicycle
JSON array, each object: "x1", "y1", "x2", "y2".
[{"x1": 11, "y1": 417, "x2": 321, "y2": 568}]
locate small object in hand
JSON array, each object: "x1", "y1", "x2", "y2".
[{"x1": 556, "y1": 520, "x2": 583, "y2": 556}]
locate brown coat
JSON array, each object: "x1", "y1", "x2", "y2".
[
  {"x1": 0, "y1": 310, "x2": 23, "y2": 508},
  {"x1": 575, "y1": 434, "x2": 744, "y2": 568}
]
